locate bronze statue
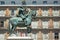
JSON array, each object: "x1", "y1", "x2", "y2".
[{"x1": 8, "y1": 7, "x2": 36, "y2": 35}]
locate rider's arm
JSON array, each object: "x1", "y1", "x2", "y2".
[{"x1": 20, "y1": 14, "x2": 25, "y2": 19}]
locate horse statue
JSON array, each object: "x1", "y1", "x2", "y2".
[{"x1": 8, "y1": 7, "x2": 36, "y2": 35}]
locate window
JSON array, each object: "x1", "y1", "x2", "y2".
[
  {"x1": 42, "y1": 10, "x2": 48, "y2": 16},
  {"x1": 0, "y1": 21, "x2": 4, "y2": 27},
  {"x1": 31, "y1": 21, "x2": 38, "y2": 28},
  {"x1": 0, "y1": 34, "x2": 5, "y2": 40},
  {"x1": 11, "y1": 1, "x2": 15, "y2": 4},
  {"x1": 43, "y1": 1, "x2": 47, "y2": 4},
  {"x1": 53, "y1": 21, "x2": 59, "y2": 28},
  {"x1": 54, "y1": 32, "x2": 59, "y2": 39},
  {"x1": 54, "y1": 1, "x2": 58, "y2": 4},
  {"x1": 11, "y1": 9, "x2": 17, "y2": 16},
  {"x1": 53, "y1": 10, "x2": 59, "y2": 16},
  {"x1": 43, "y1": 33, "x2": 49, "y2": 40},
  {"x1": 0, "y1": 1, "x2": 5, "y2": 5},
  {"x1": 42, "y1": 21, "x2": 48, "y2": 29},
  {"x1": 32, "y1": 1, "x2": 37, "y2": 4},
  {"x1": 22, "y1": 0, "x2": 26, "y2": 5}
]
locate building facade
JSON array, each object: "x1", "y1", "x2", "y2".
[
  {"x1": 0, "y1": 0, "x2": 60, "y2": 40},
  {"x1": 0, "y1": 0, "x2": 60, "y2": 5}
]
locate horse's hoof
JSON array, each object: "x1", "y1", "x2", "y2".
[{"x1": 27, "y1": 27, "x2": 32, "y2": 33}]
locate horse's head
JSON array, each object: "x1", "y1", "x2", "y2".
[{"x1": 27, "y1": 8, "x2": 36, "y2": 17}]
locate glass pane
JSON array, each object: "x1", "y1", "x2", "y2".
[
  {"x1": 43, "y1": 33, "x2": 49, "y2": 40},
  {"x1": 31, "y1": 21, "x2": 38, "y2": 28},
  {"x1": 32, "y1": 1, "x2": 37, "y2": 4},
  {"x1": 22, "y1": 0, "x2": 26, "y2": 5},
  {"x1": 0, "y1": 1, "x2": 5, "y2": 5},
  {"x1": 54, "y1": 33, "x2": 59, "y2": 39},
  {"x1": 0, "y1": 21, "x2": 4, "y2": 27},
  {"x1": 53, "y1": 21, "x2": 59, "y2": 28},
  {"x1": 54, "y1": 1, "x2": 58, "y2": 4},
  {"x1": 42, "y1": 21, "x2": 48, "y2": 28},
  {"x1": 11, "y1": 1, "x2": 15, "y2": 4},
  {"x1": 43, "y1": 1, "x2": 47, "y2": 4}
]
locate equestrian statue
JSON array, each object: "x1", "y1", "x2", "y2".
[{"x1": 8, "y1": 7, "x2": 36, "y2": 35}]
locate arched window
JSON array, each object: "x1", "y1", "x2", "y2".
[
  {"x1": 22, "y1": 0, "x2": 26, "y2": 5},
  {"x1": 11, "y1": 1, "x2": 15, "y2": 4},
  {"x1": 0, "y1": 1, "x2": 5, "y2": 5},
  {"x1": 43, "y1": 1, "x2": 47, "y2": 4},
  {"x1": 32, "y1": 1, "x2": 37, "y2": 4},
  {"x1": 54, "y1": 1, "x2": 58, "y2": 4}
]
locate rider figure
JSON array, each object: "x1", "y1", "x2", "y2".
[{"x1": 17, "y1": 7, "x2": 28, "y2": 21}]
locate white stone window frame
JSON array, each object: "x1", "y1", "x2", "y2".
[
  {"x1": 0, "y1": 34, "x2": 5, "y2": 40},
  {"x1": 42, "y1": 10, "x2": 48, "y2": 16},
  {"x1": 43, "y1": 33, "x2": 49, "y2": 40},
  {"x1": 31, "y1": 21, "x2": 38, "y2": 28},
  {"x1": 0, "y1": 10, "x2": 5, "y2": 16},
  {"x1": 42, "y1": 21, "x2": 48, "y2": 29},
  {"x1": 52, "y1": 10, "x2": 59, "y2": 16},
  {"x1": 53, "y1": 21, "x2": 59, "y2": 29}
]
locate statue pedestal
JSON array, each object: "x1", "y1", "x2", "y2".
[{"x1": 7, "y1": 37, "x2": 33, "y2": 40}]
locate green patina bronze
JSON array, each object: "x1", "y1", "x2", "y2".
[{"x1": 8, "y1": 7, "x2": 36, "y2": 35}]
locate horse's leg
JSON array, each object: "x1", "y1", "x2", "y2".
[
  {"x1": 24, "y1": 17, "x2": 31, "y2": 25},
  {"x1": 8, "y1": 22, "x2": 16, "y2": 35},
  {"x1": 12, "y1": 25, "x2": 17, "y2": 35},
  {"x1": 8, "y1": 22, "x2": 13, "y2": 35},
  {"x1": 24, "y1": 18, "x2": 32, "y2": 33}
]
